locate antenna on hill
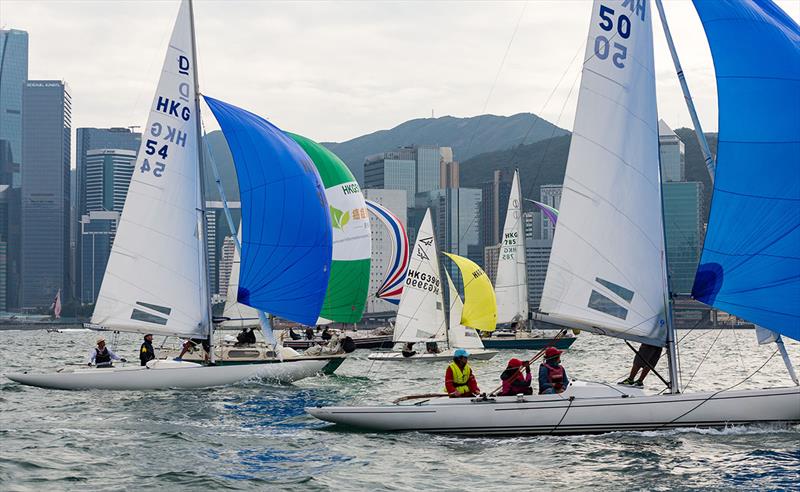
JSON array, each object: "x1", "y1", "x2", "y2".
[{"x1": 431, "y1": 109, "x2": 434, "y2": 118}]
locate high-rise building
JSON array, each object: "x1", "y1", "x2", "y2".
[
  {"x1": 74, "y1": 127, "x2": 141, "y2": 300},
  {"x1": 440, "y1": 159, "x2": 459, "y2": 189},
  {"x1": 0, "y1": 184, "x2": 8, "y2": 311},
  {"x1": 205, "y1": 202, "x2": 242, "y2": 299},
  {"x1": 20, "y1": 80, "x2": 71, "y2": 308},
  {"x1": 663, "y1": 182, "x2": 704, "y2": 295},
  {"x1": 0, "y1": 29, "x2": 29, "y2": 310},
  {"x1": 484, "y1": 244, "x2": 500, "y2": 285},
  {"x1": 526, "y1": 238, "x2": 553, "y2": 310},
  {"x1": 659, "y1": 119, "x2": 685, "y2": 182},
  {"x1": 218, "y1": 235, "x2": 235, "y2": 297},
  {"x1": 364, "y1": 189, "x2": 407, "y2": 314},
  {"x1": 539, "y1": 184, "x2": 562, "y2": 240},
  {"x1": 78, "y1": 149, "x2": 136, "y2": 303},
  {"x1": 415, "y1": 187, "x2": 481, "y2": 290},
  {"x1": 0, "y1": 29, "x2": 29, "y2": 186},
  {"x1": 480, "y1": 169, "x2": 513, "y2": 249},
  {"x1": 364, "y1": 145, "x2": 454, "y2": 207}
]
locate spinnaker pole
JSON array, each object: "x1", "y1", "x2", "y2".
[
  {"x1": 654, "y1": 0, "x2": 715, "y2": 182},
  {"x1": 188, "y1": 0, "x2": 216, "y2": 363}
]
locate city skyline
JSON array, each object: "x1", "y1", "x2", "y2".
[{"x1": 5, "y1": 0, "x2": 799, "y2": 151}]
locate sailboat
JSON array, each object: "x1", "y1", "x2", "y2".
[
  {"x1": 307, "y1": 0, "x2": 799, "y2": 433},
  {"x1": 481, "y1": 169, "x2": 577, "y2": 350},
  {"x1": 367, "y1": 209, "x2": 497, "y2": 361},
  {"x1": 365, "y1": 199, "x2": 410, "y2": 306},
  {"x1": 7, "y1": 0, "x2": 335, "y2": 390}
]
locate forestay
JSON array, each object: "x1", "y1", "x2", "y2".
[
  {"x1": 204, "y1": 96, "x2": 332, "y2": 326},
  {"x1": 366, "y1": 199, "x2": 409, "y2": 305},
  {"x1": 444, "y1": 253, "x2": 497, "y2": 333},
  {"x1": 495, "y1": 170, "x2": 529, "y2": 324},
  {"x1": 444, "y1": 272, "x2": 484, "y2": 350},
  {"x1": 92, "y1": 0, "x2": 207, "y2": 338},
  {"x1": 539, "y1": 0, "x2": 669, "y2": 346},
  {"x1": 691, "y1": 0, "x2": 800, "y2": 341},
  {"x1": 288, "y1": 133, "x2": 371, "y2": 324},
  {"x1": 394, "y1": 209, "x2": 446, "y2": 342}
]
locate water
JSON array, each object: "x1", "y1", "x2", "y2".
[{"x1": 1, "y1": 329, "x2": 798, "y2": 491}]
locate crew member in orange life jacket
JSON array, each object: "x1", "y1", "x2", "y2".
[{"x1": 538, "y1": 347, "x2": 569, "y2": 394}]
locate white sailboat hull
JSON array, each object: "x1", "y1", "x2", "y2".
[
  {"x1": 7, "y1": 359, "x2": 328, "y2": 391},
  {"x1": 367, "y1": 349, "x2": 497, "y2": 362},
  {"x1": 307, "y1": 381, "x2": 800, "y2": 435}
]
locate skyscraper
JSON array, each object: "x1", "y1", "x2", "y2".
[
  {"x1": 20, "y1": 80, "x2": 71, "y2": 308},
  {"x1": 539, "y1": 184, "x2": 562, "y2": 240},
  {"x1": 663, "y1": 182, "x2": 704, "y2": 295},
  {"x1": 78, "y1": 149, "x2": 136, "y2": 303},
  {"x1": 0, "y1": 29, "x2": 28, "y2": 186},
  {"x1": 0, "y1": 29, "x2": 29, "y2": 310},
  {"x1": 526, "y1": 239, "x2": 553, "y2": 310},
  {"x1": 364, "y1": 149, "x2": 416, "y2": 205},
  {"x1": 480, "y1": 169, "x2": 513, "y2": 249},
  {"x1": 658, "y1": 120, "x2": 685, "y2": 182}
]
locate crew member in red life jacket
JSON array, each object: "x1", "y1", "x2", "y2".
[
  {"x1": 538, "y1": 347, "x2": 569, "y2": 394},
  {"x1": 445, "y1": 349, "x2": 480, "y2": 397},
  {"x1": 499, "y1": 358, "x2": 533, "y2": 396}
]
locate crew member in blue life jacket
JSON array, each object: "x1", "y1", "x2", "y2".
[
  {"x1": 538, "y1": 347, "x2": 569, "y2": 394},
  {"x1": 87, "y1": 337, "x2": 125, "y2": 368},
  {"x1": 140, "y1": 334, "x2": 156, "y2": 366},
  {"x1": 445, "y1": 348, "x2": 480, "y2": 397}
]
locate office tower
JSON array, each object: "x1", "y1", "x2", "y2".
[
  {"x1": 440, "y1": 159, "x2": 459, "y2": 188},
  {"x1": 659, "y1": 120, "x2": 685, "y2": 182},
  {"x1": 480, "y1": 169, "x2": 513, "y2": 249},
  {"x1": 218, "y1": 235, "x2": 235, "y2": 297},
  {"x1": 364, "y1": 145, "x2": 455, "y2": 207},
  {"x1": 20, "y1": 81, "x2": 71, "y2": 307},
  {"x1": 484, "y1": 244, "x2": 501, "y2": 285},
  {"x1": 364, "y1": 189, "x2": 407, "y2": 314},
  {"x1": 415, "y1": 187, "x2": 481, "y2": 290},
  {"x1": 205, "y1": 201, "x2": 242, "y2": 300},
  {"x1": 0, "y1": 29, "x2": 29, "y2": 309},
  {"x1": 78, "y1": 149, "x2": 136, "y2": 303},
  {"x1": 663, "y1": 182, "x2": 704, "y2": 294},
  {"x1": 539, "y1": 184, "x2": 562, "y2": 240},
  {"x1": 526, "y1": 239, "x2": 553, "y2": 311}
]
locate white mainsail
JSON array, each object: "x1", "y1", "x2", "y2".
[
  {"x1": 221, "y1": 224, "x2": 260, "y2": 329},
  {"x1": 92, "y1": 0, "x2": 208, "y2": 339},
  {"x1": 494, "y1": 169, "x2": 529, "y2": 324},
  {"x1": 539, "y1": 0, "x2": 669, "y2": 346},
  {"x1": 445, "y1": 272, "x2": 484, "y2": 350},
  {"x1": 393, "y1": 209, "x2": 446, "y2": 343}
]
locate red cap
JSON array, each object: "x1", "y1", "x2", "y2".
[
  {"x1": 507, "y1": 358, "x2": 523, "y2": 368},
  {"x1": 544, "y1": 347, "x2": 562, "y2": 359}
]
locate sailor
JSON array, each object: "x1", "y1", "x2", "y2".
[
  {"x1": 87, "y1": 337, "x2": 125, "y2": 368},
  {"x1": 619, "y1": 343, "x2": 663, "y2": 387},
  {"x1": 305, "y1": 327, "x2": 315, "y2": 340},
  {"x1": 445, "y1": 348, "x2": 480, "y2": 397},
  {"x1": 499, "y1": 358, "x2": 533, "y2": 396},
  {"x1": 538, "y1": 347, "x2": 569, "y2": 394},
  {"x1": 401, "y1": 342, "x2": 417, "y2": 358},
  {"x1": 236, "y1": 327, "x2": 256, "y2": 345},
  {"x1": 426, "y1": 342, "x2": 440, "y2": 354},
  {"x1": 175, "y1": 337, "x2": 211, "y2": 362},
  {"x1": 321, "y1": 327, "x2": 332, "y2": 341},
  {"x1": 140, "y1": 334, "x2": 156, "y2": 366}
]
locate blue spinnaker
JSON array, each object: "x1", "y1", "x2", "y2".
[
  {"x1": 691, "y1": 0, "x2": 800, "y2": 341},
  {"x1": 204, "y1": 96, "x2": 332, "y2": 326}
]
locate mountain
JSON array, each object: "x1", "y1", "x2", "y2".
[
  {"x1": 460, "y1": 128, "x2": 717, "y2": 215},
  {"x1": 322, "y1": 113, "x2": 569, "y2": 184}
]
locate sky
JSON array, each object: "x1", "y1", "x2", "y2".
[{"x1": 3, "y1": 0, "x2": 800, "y2": 146}]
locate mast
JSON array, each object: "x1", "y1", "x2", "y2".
[
  {"x1": 188, "y1": 0, "x2": 215, "y2": 362},
  {"x1": 654, "y1": 0, "x2": 715, "y2": 183}
]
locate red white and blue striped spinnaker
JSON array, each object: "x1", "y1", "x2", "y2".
[{"x1": 366, "y1": 199, "x2": 409, "y2": 305}]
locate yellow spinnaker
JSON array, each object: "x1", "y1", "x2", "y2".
[{"x1": 443, "y1": 252, "x2": 497, "y2": 332}]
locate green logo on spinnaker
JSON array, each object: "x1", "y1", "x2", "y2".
[{"x1": 330, "y1": 205, "x2": 350, "y2": 230}]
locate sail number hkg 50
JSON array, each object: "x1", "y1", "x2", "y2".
[{"x1": 594, "y1": 0, "x2": 645, "y2": 69}]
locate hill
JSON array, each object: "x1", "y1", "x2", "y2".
[{"x1": 322, "y1": 113, "x2": 569, "y2": 184}]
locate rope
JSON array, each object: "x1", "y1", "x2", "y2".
[
  {"x1": 682, "y1": 328, "x2": 723, "y2": 392},
  {"x1": 657, "y1": 348, "x2": 780, "y2": 430},
  {"x1": 551, "y1": 395, "x2": 575, "y2": 434}
]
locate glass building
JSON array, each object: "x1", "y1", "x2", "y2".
[
  {"x1": 364, "y1": 149, "x2": 416, "y2": 205},
  {"x1": 526, "y1": 238, "x2": 553, "y2": 310},
  {"x1": 480, "y1": 169, "x2": 513, "y2": 249},
  {"x1": 540, "y1": 184, "x2": 562, "y2": 240},
  {"x1": 659, "y1": 119, "x2": 685, "y2": 182},
  {"x1": 0, "y1": 29, "x2": 28, "y2": 186},
  {"x1": 663, "y1": 182, "x2": 703, "y2": 295},
  {"x1": 20, "y1": 81, "x2": 71, "y2": 308}
]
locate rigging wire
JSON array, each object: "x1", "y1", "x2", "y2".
[{"x1": 682, "y1": 327, "x2": 723, "y2": 392}]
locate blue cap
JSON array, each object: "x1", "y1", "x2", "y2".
[{"x1": 454, "y1": 348, "x2": 470, "y2": 358}]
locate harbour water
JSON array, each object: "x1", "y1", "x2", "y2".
[{"x1": 1, "y1": 328, "x2": 798, "y2": 491}]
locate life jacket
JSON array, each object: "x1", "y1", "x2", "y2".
[
  {"x1": 95, "y1": 347, "x2": 112, "y2": 367},
  {"x1": 500, "y1": 368, "x2": 531, "y2": 395},
  {"x1": 445, "y1": 362, "x2": 472, "y2": 394},
  {"x1": 540, "y1": 362, "x2": 564, "y2": 394}
]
